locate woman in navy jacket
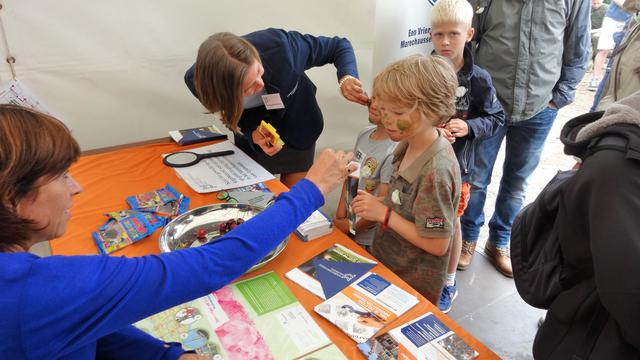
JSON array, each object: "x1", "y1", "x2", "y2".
[{"x1": 184, "y1": 28, "x2": 368, "y2": 188}]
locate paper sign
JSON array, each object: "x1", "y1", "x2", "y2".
[
  {"x1": 0, "y1": 79, "x2": 54, "y2": 116},
  {"x1": 166, "y1": 141, "x2": 275, "y2": 193},
  {"x1": 261, "y1": 93, "x2": 285, "y2": 110}
]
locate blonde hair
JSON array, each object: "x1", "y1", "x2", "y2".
[
  {"x1": 194, "y1": 32, "x2": 260, "y2": 132},
  {"x1": 431, "y1": 0, "x2": 474, "y2": 28},
  {"x1": 373, "y1": 55, "x2": 457, "y2": 126}
]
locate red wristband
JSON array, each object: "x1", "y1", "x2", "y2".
[{"x1": 381, "y1": 207, "x2": 392, "y2": 232}]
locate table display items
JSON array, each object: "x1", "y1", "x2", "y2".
[
  {"x1": 294, "y1": 210, "x2": 333, "y2": 241},
  {"x1": 165, "y1": 141, "x2": 275, "y2": 193},
  {"x1": 169, "y1": 124, "x2": 227, "y2": 145},
  {"x1": 158, "y1": 203, "x2": 288, "y2": 273},
  {"x1": 92, "y1": 184, "x2": 190, "y2": 254},
  {"x1": 315, "y1": 273, "x2": 419, "y2": 344},
  {"x1": 357, "y1": 312, "x2": 479, "y2": 360},
  {"x1": 286, "y1": 243, "x2": 377, "y2": 299},
  {"x1": 135, "y1": 271, "x2": 347, "y2": 359}
]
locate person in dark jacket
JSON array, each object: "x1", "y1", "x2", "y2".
[
  {"x1": 184, "y1": 28, "x2": 368, "y2": 188},
  {"x1": 533, "y1": 90, "x2": 640, "y2": 358},
  {"x1": 429, "y1": 0, "x2": 505, "y2": 313}
]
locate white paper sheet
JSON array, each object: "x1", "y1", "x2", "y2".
[
  {"x1": 0, "y1": 79, "x2": 54, "y2": 116},
  {"x1": 166, "y1": 141, "x2": 275, "y2": 193}
]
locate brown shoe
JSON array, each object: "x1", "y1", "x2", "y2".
[
  {"x1": 484, "y1": 242, "x2": 513, "y2": 278},
  {"x1": 457, "y1": 240, "x2": 476, "y2": 270}
]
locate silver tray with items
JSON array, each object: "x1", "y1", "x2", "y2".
[{"x1": 158, "y1": 203, "x2": 288, "y2": 273}]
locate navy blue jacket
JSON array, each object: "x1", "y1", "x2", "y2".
[
  {"x1": 450, "y1": 46, "x2": 505, "y2": 182},
  {"x1": 185, "y1": 28, "x2": 359, "y2": 151}
]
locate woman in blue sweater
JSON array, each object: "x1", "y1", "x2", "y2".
[
  {"x1": 0, "y1": 105, "x2": 353, "y2": 359},
  {"x1": 185, "y1": 28, "x2": 369, "y2": 188}
]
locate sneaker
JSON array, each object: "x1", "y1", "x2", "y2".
[
  {"x1": 587, "y1": 78, "x2": 600, "y2": 91},
  {"x1": 438, "y1": 283, "x2": 458, "y2": 314}
]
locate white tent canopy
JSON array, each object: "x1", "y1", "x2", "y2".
[{"x1": 0, "y1": 0, "x2": 431, "y2": 150}]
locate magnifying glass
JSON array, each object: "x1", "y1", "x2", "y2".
[{"x1": 163, "y1": 150, "x2": 234, "y2": 168}]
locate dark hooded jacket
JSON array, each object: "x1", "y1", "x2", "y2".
[
  {"x1": 533, "y1": 91, "x2": 640, "y2": 359},
  {"x1": 450, "y1": 46, "x2": 504, "y2": 182}
]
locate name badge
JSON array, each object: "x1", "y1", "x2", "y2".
[{"x1": 261, "y1": 93, "x2": 285, "y2": 110}]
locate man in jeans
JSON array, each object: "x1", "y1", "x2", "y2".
[{"x1": 459, "y1": 0, "x2": 591, "y2": 277}]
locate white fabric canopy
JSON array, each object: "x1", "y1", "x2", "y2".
[{"x1": 0, "y1": 1, "x2": 431, "y2": 150}]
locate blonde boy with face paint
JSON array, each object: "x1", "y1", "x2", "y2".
[{"x1": 351, "y1": 55, "x2": 461, "y2": 305}]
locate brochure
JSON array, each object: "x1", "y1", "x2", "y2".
[
  {"x1": 357, "y1": 312, "x2": 479, "y2": 360},
  {"x1": 136, "y1": 271, "x2": 346, "y2": 359},
  {"x1": 285, "y1": 243, "x2": 377, "y2": 299},
  {"x1": 342, "y1": 161, "x2": 361, "y2": 237},
  {"x1": 314, "y1": 272, "x2": 419, "y2": 343},
  {"x1": 169, "y1": 124, "x2": 227, "y2": 145}
]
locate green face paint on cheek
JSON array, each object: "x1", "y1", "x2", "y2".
[{"x1": 397, "y1": 118, "x2": 412, "y2": 132}]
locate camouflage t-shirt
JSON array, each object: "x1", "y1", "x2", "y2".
[{"x1": 372, "y1": 133, "x2": 461, "y2": 304}]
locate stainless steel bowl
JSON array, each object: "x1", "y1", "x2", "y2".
[{"x1": 158, "y1": 203, "x2": 288, "y2": 272}]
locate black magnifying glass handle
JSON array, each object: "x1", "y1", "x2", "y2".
[
  {"x1": 163, "y1": 150, "x2": 235, "y2": 168},
  {"x1": 199, "y1": 150, "x2": 234, "y2": 160}
]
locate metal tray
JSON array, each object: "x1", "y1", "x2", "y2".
[{"x1": 158, "y1": 203, "x2": 288, "y2": 273}]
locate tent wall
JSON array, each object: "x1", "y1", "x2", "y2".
[{"x1": 0, "y1": 1, "x2": 374, "y2": 150}]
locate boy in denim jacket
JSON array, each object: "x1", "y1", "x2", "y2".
[{"x1": 430, "y1": 0, "x2": 505, "y2": 313}]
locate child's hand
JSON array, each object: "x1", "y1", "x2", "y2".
[
  {"x1": 351, "y1": 190, "x2": 386, "y2": 222},
  {"x1": 440, "y1": 127, "x2": 456, "y2": 143},
  {"x1": 251, "y1": 128, "x2": 283, "y2": 156},
  {"x1": 444, "y1": 118, "x2": 469, "y2": 137}
]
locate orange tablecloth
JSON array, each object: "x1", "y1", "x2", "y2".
[{"x1": 53, "y1": 140, "x2": 499, "y2": 359}]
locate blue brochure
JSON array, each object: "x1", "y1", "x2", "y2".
[
  {"x1": 169, "y1": 125, "x2": 227, "y2": 145},
  {"x1": 312, "y1": 258, "x2": 376, "y2": 299}
]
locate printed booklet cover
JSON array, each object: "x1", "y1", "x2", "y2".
[
  {"x1": 285, "y1": 243, "x2": 377, "y2": 299},
  {"x1": 314, "y1": 272, "x2": 419, "y2": 344},
  {"x1": 357, "y1": 312, "x2": 479, "y2": 360},
  {"x1": 169, "y1": 124, "x2": 227, "y2": 145},
  {"x1": 136, "y1": 271, "x2": 346, "y2": 359}
]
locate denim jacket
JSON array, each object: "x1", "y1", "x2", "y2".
[
  {"x1": 185, "y1": 28, "x2": 359, "y2": 150},
  {"x1": 450, "y1": 46, "x2": 505, "y2": 182},
  {"x1": 470, "y1": 0, "x2": 591, "y2": 122}
]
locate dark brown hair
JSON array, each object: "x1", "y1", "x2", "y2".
[
  {"x1": 0, "y1": 105, "x2": 80, "y2": 251},
  {"x1": 193, "y1": 32, "x2": 260, "y2": 132}
]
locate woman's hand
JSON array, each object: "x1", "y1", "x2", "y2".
[
  {"x1": 339, "y1": 76, "x2": 369, "y2": 105},
  {"x1": 251, "y1": 129, "x2": 283, "y2": 156},
  {"x1": 305, "y1": 149, "x2": 356, "y2": 195},
  {"x1": 351, "y1": 190, "x2": 386, "y2": 222}
]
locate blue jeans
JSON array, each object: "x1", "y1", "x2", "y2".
[{"x1": 461, "y1": 107, "x2": 558, "y2": 247}]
